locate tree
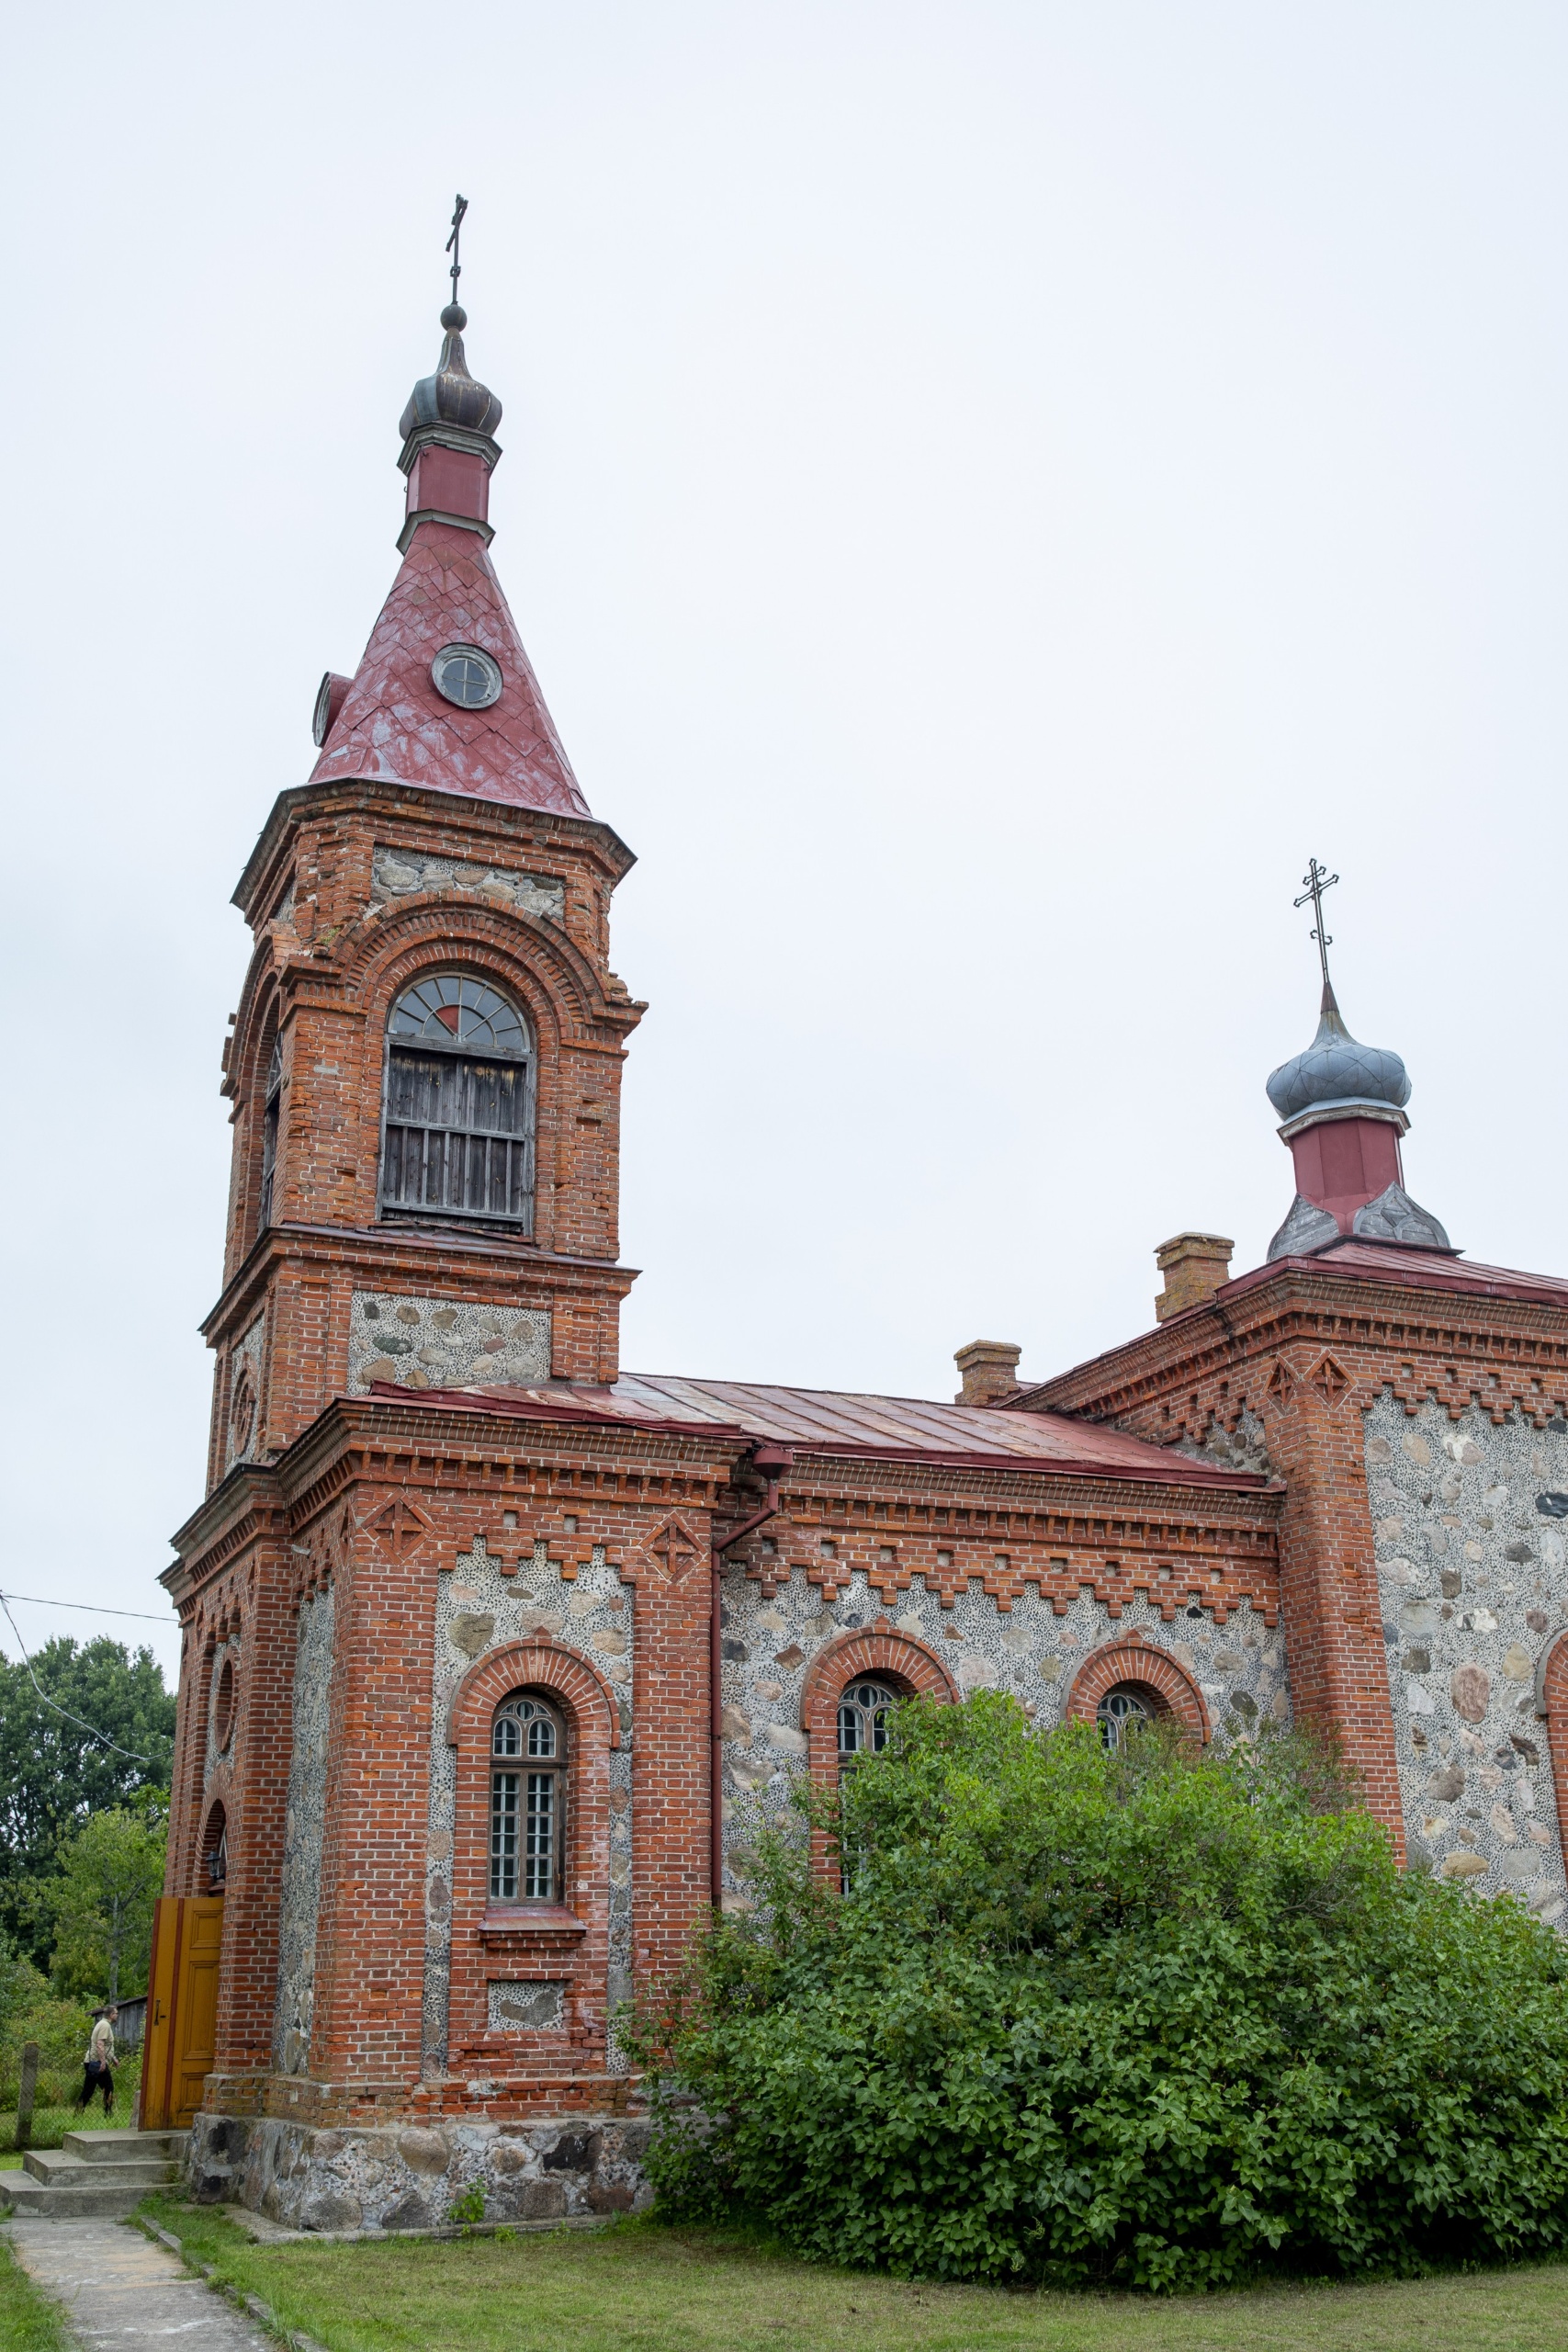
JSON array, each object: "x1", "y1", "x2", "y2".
[
  {"x1": 0, "y1": 1639, "x2": 175, "y2": 1957},
  {"x1": 33, "y1": 1802, "x2": 166, "y2": 2004},
  {"x1": 635, "y1": 1694, "x2": 1568, "y2": 2290}
]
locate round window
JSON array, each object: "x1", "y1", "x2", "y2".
[
  {"x1": 214, "y1": 1657, "x2": 237, "y2": 1750},
  {"x1": 432, "y1": 643, "x2": 502, "y2": 710}
]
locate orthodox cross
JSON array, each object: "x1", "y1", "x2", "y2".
[
  {"x1": 1293, "y1": 857, "x2": 1339, "y2": 992},
  {"x1": 446, "y1": 194, "x2": 469, "y2": 308}
]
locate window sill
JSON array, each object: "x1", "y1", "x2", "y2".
[{"x1": 477, "y1": 1906, "x2": 587, "y2": 1951}]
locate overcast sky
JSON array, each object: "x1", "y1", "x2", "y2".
[{"x1": 4, "y1": 2, "x2": 1566, "y2": 1685}]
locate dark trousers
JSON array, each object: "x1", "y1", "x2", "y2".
[{"x1": 76, "y1": 2062, "x2": 113, "y2": 2114}]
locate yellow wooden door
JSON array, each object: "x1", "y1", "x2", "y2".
[{"x1": 139, "y1": 1896, "x2": 224, "y2": 2130}]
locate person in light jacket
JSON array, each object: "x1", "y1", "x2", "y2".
[{"x1": 75, "y1": 2006, "x2": 118, "y2": 2116}]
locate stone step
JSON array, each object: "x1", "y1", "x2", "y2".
[
  {"x1": 1, "y1": 2176, "x2": 159, "y2": 2220},
  {"x1": 61, "y1": 2128, "x2": 186, "y2": 2165},
  {"x1": 23, "y1": 2151, "x2": 178, "y2": 2188},
  {"x1": 1, "y1": 2127, "x2": 187, "y2": 2221}
]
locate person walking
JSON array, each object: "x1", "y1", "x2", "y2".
[{"x1": 74, "y1": 2006, "x2": 118, "y2": 2117}]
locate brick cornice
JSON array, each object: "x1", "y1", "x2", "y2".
[
  {"x1": 1020, "y1": 1260, "x2": 1568, "y2": 1430},
  {"x1": 233, "y1": 778, "x2": 636, "y2": 928}
]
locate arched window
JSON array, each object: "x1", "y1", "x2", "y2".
[
  {"x1": 838, "y1": 1679, "x2": 896, "y2": 1761},
  {"x1": 379, "y1": 976, "x2": 536, "y2": 1229},
  {"x1": 202, "y1": 1802, "x2": 228, "y2": 1893},
  {"x1": 257, "y1": 1030, "x2": 282, "y2": 1230},
  {"x1": 490, "y1": 1692, "x2": 564, "y2": 1904},
  {"x1": 1097, "y1": 1683, "x2": 1160, "y2": 1752}
]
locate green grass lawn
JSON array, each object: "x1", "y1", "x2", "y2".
[
  {"x1": 136, "y1": 2195, "x2": 1568, "y2": 2352},
  {"x1": 0, "y1": 2235, "x2": 71, "y2": 2351}
]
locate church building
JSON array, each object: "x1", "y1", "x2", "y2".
[{"x1": 152, "y1": 259, "x2": 1568, "y2": 2227}]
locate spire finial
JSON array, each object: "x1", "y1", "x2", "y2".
[
  {"x1": 1292, "y1": 856, "x2": 1340, "y2": 1005},
  {"x1": 442, "y1": 194, "x2": 469, "y2": 332}
]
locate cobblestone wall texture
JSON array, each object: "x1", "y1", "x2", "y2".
[
  {"x1": 1368, "y1": 1394, "x2": 1566, "y2": 1921},
  {"x1": 272, "y1": 1585, "x2": 336, "y2": 2074},
  {"x1": 369, "y1": 846, "x2": 567, "y2": 922},
  {"x1": 348, "y1": 1291, "x2": 552, "y2": 1393},
  {"x1": 186, "y1": 2109, "x2": 653, "y2": 2229},
  {"x1": 716, "y1": 1563, "x2": 1290, "y2": 1898}
]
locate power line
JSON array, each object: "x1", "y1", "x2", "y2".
[
  {"x1": 0, "y1": 1591, "x2": 170, "y2": 1625},
  {"x1": 0, "y1": 1595, "x2": 155, "y2": 1765}
]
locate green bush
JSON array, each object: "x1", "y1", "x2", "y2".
[
  {"x1": 631, "y1": 1693, "x2": 1568, "y2": 2291},
  {"x1": 0, "y1": 1991, "x2": 94, "y2": 2111}
]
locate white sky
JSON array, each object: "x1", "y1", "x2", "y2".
[{"x1": 4, "y1": 2, "x2": 1566, "y2": 1687}]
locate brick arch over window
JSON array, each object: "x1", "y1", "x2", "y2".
[
  {"x1": 443, "y1": 1640, "x2": 619, "y2": 2066},
  {"x1": 1063, "y1": 1637, "x2": 1211, "y2": 1743},
  {"x1": 1537, "y1": 1625, "x2": 1568, "y2": 1860},
  {"x1": 801, "y1": 1629, "x2": 959, "y2": 1790}
]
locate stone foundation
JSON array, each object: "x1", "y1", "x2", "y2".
[{"x1": 187, "y1": 2110, "x2": 652, "y2": 2231}]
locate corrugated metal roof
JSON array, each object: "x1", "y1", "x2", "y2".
[{"x1": 368, "y1": 1370, "x2": 1267, "y2": 1490}]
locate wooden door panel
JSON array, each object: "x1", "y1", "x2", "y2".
[{"x1": 140, "y1": 1895, "x2": 224, "y2": 2131}]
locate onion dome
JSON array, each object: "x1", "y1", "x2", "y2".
[
  {"x1": 399, "y1": 305, "x2": 502, "y2": 446},
  {"x1": 1265, "y1": 983, "x2": 1411, "y2": 1130}
]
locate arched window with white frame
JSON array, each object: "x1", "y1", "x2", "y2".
[
  {"x1": 1096, "y1": 1682, "x2": 1163, "y2": 1752},
  {"x1": 490, "y1": 1691, "x2": 565, "y2": 1905},
  {"x1": 837, "y1": 1679, "x2": 897, "y2": 1764},
  {"x1": 379, "y1": 975, "x2": 536, "y2": 1229}
]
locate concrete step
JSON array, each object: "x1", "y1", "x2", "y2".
[
  {"x1": 1, "y1": 2176, "x2": 159, "y2": 2220},
  {"x1": 62, "y1": 2129, "x2": 186, "y2": 2165},
  {"x1": 1, "y1": 2128, "x2": 187, "y2": 2221},
  {"x1": 23, "y1": 2152, "x2": 178, "y2": 2188}
]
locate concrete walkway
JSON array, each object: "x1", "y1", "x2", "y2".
[{"x1": 6, "y1": 2217, "x2": 273, "y2": 2348}]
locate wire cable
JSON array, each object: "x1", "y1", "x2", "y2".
[
  {"x1": 0, "y1": 1591, "x2": 170, "y2": 1624},
  {"x1": 0, "y1": 1594, "x2": 155, "y2": 1764}
]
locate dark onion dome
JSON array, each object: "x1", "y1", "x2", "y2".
[
  {"x1": 1265, "y1": 985, "x2": 1412, "y2": 1127},
  {"x1": 399, "y1": 304, "x2": 502, "y2": 443}
]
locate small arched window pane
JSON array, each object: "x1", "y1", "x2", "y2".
[
  {"x1": 389, "y1": 977, "x2": 528, "y2": 1058},
  {"x1": 1097, "y1": 1686, "x2": 1153, "y2": 1753},
  {"x1": 838, "y1": 1679, "x2": 897, "y2": 1758}
]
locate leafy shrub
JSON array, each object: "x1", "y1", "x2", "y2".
[
  {"x1": 0, "y1": 1981, "x2": 93, "y2": 2112},
  {"x1": 630, "y1": 1693, "x2": 1568, "y2": 2290}
]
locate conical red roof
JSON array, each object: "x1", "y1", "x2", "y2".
[{"x1": 308, "y1": 519, "x2": 592, "y2": 819}]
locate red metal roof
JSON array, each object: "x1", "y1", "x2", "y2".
[
  {"x1": 308, "y1": 520, "x2": 592, "y2": 819},
  {"x1": 365, "y1": 1370, "x2": 1268, "y2": 1489},
  {"x1": 1224, "y1": 1238, "x2": 1568, "y2": 1314}
]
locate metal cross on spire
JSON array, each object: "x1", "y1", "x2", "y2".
[
  {"x1": 1293, "y1": 857, "x2": 1340, "y2": 994},
  {"x1": 446, "y1": 194, "x2": 469, "y2": 311}
]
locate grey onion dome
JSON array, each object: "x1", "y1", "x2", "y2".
[
  {"x1": 1265, "y1": 985, "x2": 1413, "y2": 1125},
  {"x1": 398, "y1": 305, "x2": 503, "y2": 442}
]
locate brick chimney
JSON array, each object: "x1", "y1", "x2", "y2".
[
  {"x1": 953, "y1": 1340, "x2": 1022, "y2": 1407},
  {"x1": 1154, "y1": 1233, "x2": 1234, "y2": 1324}
]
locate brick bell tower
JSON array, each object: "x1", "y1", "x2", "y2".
[
  {"x1": 204, "y1": 284, "x2": 644, "y2": 1487},
  {"x1": 160, "y1": 250, "x2": 662, "y2": 2155}
]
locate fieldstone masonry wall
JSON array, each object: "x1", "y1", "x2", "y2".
[
  {"x1": 369, "y1": 846, "x2": 567, "y2": 922},
  {"x1": 187, "y1": 2109, "x2": 652, "y2": 2230},
  {"x1": 1368, "y1": 1393, "x2": 1567, "y2": 1920},
  {"x1": 272, "y1": 1586, "x2": 336, "y2": 2075},
  {"x1": 716, "y1": 1563, "x2": 1291, "y2": 1899},
  {"x1": 348, "y1": 1292, "x2": 551, "y2": 1394}
]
